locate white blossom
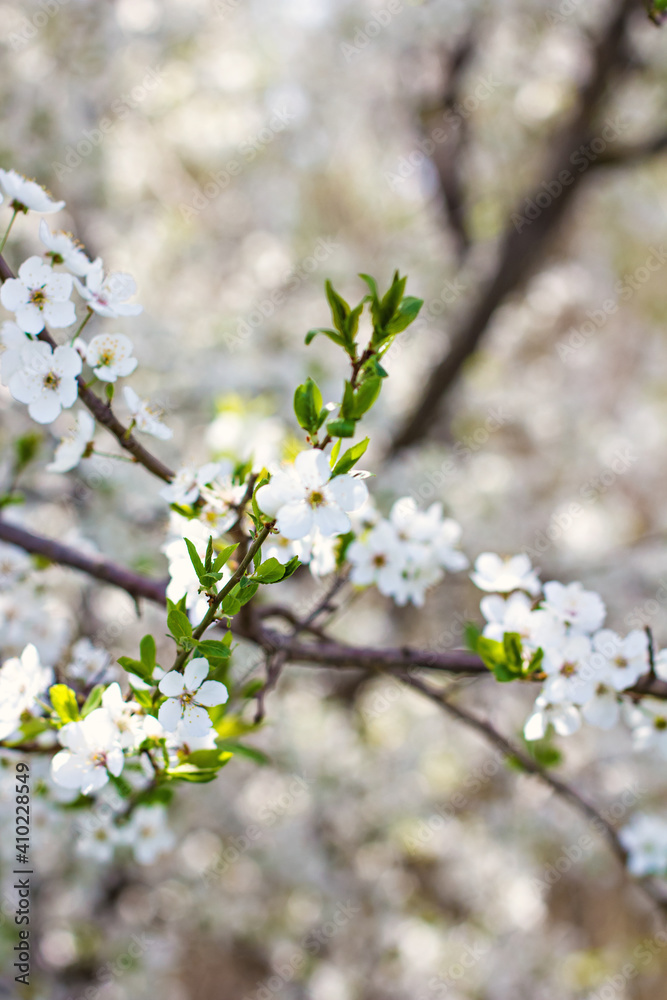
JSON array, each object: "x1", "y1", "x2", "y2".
[
  {"x1": 2, "y1": 340, "x2": 81, "y2": 423},
  {"x1": 256, "y1": 449, "x2": 368, "y2": 540},
  {"x1": 38, "y1": 219, "x2": 95, "y2": 276},
  {"x1": 626, "y1": 698, "x2": 667, "y2": 758},
  {"x1": 542, "y1": 636, "x2": 597, "y2": 705},
  {"x1": 47, "y1": 410, "x2": 95, "y2": 473},
  {"x1": 118, "y1": 805, "x2": 175, "y2": 864},
  {"x1": 0, "y1": 644, "x2": 53, "y2": 740},
  {"x1": 159, "y1": 461, "x2": 225, "y2": 506},
  {"x1": 581, "y1": 682, "x2": 621, "y2": 730},
  {"x1": 157, "y1": 658, "x2": 228, "y2": 737},
  {"x1": 471, "y1": 553, "x2": 541, "y2": 596},
  {"x1": 74, "y1": 260, "x2": 142, "y2": 317},
  {"x1": 524, "y1": 694, "x2": 581, "y2": 741},
  {"x1": 620, "y1": 814, "x2": 667, "y2": 877},
  {"x1": 101, "y1": 682, "x2": 162, "y2": 750},
  {"x1": 76, "y1": 815, "x2": 122, "y2": 863},
  {"x1": 51, "y1": 708, "x2": 124, "y2": 795},
  {"x1": 123, "y1": 386, "x2": 172, "y2": 439},
  {"x1": 0, "y1": 169, "x2": 65, "y2": 213},
  {"x1": 542, "y1": 581, "x2": 606, "y2": 635},
  {"x1": 84, "y1": 333, "x2": 138, "y2": 382},
  {"x1": 1, "y1": 256, "x2": 75, "y2": 333},
  {"x1": 591, "y1": 629, "x2": 649, "y2": 691},
  {"x1": 0, "y1": 542, "x2": 31, "y2": 590},
  {"x1": 348, "y1": 520, "x2": 409, "y2": 596},
  {"x1": 66, "y1": 638, "x2": 112, "y2": 683}
]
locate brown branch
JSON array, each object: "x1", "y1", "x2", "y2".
[
  {"x1": 396, "y1": 671, "x2": 667, "y2": 914},
  {"x1": 389, "y1": 0, "x2": 644, "y2": 454},
  {"x1": 0, "y1": 253, "x2": 174, "y2": 483},
  {"x1": 0, "y1": 517, "x2": 168, "y2": 604},
  {"x1": 4, "y1": 517, "x2": 667, "y2": 701}
]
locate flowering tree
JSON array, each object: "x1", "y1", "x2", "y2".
[{"x1": 1, "y1": 165, "x2": 667, "y2": 921}]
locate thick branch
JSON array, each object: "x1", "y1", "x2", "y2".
[
  {"x1": 390, "y1": 0, "x2": 644, "y2": 454},
  {"x1": 0, "y1": 517, "x2": 168, "y2": 604},
  {"x1": 0, "y1": 253, "x2": 174, "y2": 483}
]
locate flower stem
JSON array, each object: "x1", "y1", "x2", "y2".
[
  {"x1": 171, "y1": 522, "x2": 274, "y2": 672},
  {"x1": 70, "y1": 308, "x2": 93, "y2": 345},
  {"x1": 0, "y1": 210, "x2": 18, "y2": 254}
]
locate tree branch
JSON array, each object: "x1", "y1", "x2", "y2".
[
  {"x1": 396, "y1": 670, "x2": 667, "y2": 915},
  {"x1": 0, "y1": 253, "x2": 174, "y2": 483},
  {"x1": 389, "y1": 0, "x2": 647, "y2": 454}
]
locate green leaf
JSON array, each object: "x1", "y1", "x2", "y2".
[
  {"x1": 294, "y1": 378, "x2": 324, "y2": 435},
  {"x1": 140, "y1": 634, "x2": 156, "y2": 670},
  {"x1": 326, "y1": 418, "x2": 356, "y2": 438},
  {"x1": 464, "y1": 622, "x2": 482, "y2": 653},
  {"x1": 237, "y1": 580, "x2": 260, "y2": 605},
  {"x1": 184, "y1": 538, "x2": 205, "y2": 580},
  {"x1": 182, "y1": 749, "x2": 234, "y2": 769},
  {"x1": 49, "y1": 684, "x2": 80, "y2": 724},
  {"x1": 254, "y1": 557, "x2": 287, "y2": 584},
  {"x1": 332, "y1": 437, "x2": 369, "y2": 477},
  {"x1": 352, "y1": 377, "x2": 381, "y2": 417},
  {"x1": 14, "y1": 431, "x2": 41, "y2": 473},
  {"x1": 384, "y1": 295, "x2": 423, "y2": 335},
  {"x1": 218, "y1": 740, "x2": 270, "y2": 765},
  {"x1": 195, "y1": 640, "x2": 233, "y2": 661},
  {"x1": 305, "y1": 327, "x2": 347, "y2": 348},
  {"x1": 281, "y1": 555, "x2": 301, "y2": 580},
  {"x1": 378, "y1": 271, "x2": 407, "y2": 327},
  {"x1": 81, "y1": 684, "x2": 105, "y2": 718},
  {"x1": 167, "y1": 609, "x2": 192, "y2": 642},
  {"x1": 213, "y1": 543, "x2": 237, "y2": 571},
  {"x1": 325, "y1": 280, "x2": 350, "y2": 331},
  {"x1": 118, "y1": 656, "x2": 153, "y2": 683},
  {"x1": 205, "y1": 534, "x2": 214, "y2": 571}
]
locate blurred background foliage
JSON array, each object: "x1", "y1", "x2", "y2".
[{"x1": 2, "y1": 0, "x2": 667, "y2": 997}]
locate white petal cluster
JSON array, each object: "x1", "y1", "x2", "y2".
[
  {"x1": 83, "y1": 333, "x2": 138, "y2": 383},
  {"x1": 348, "y1": 497, "x2": 468, "y2": 606},
  {"x1": 470, "y1": 553, "x2": 656, "y2": 742},
  {"x1": 620, "y1": 814, "x2": 667, "y2": 877},
  {"x1": 1, "y1": 256, "x2": 76, "y2": 333},
  {"x1": 39, "y1": 220, "x2": 96, "y2": 276},
  {"x1": 0, "y1": 644, "x2": 53, "y2": 740},
  {"x1": 160, "y1": 460, "x2": 245, "y2": 536},
  {"x1": 162, "y1": 514, "x2": 232, "y2": 617},
  {"x1": 0, "y1": 169, "x2": 65, "y2": 213},
  {"x1": 256, "y1": 449, "x2": 368, "y2": 540},
  {"x1": 47, "y1": 410, "x2": 95, "y2": 472},
  {"x1": 123, "y1": 386, "x2": 172, "y2": 439},
  {"x1": 1, "y1": 339, "x2": 82, "y2": 423},
  {"x1": 157, "y1": 659, "x2": 228, "y2": 738},
  {"x1": 74, "y1": 261, "x2": 142, "y2": 318}
]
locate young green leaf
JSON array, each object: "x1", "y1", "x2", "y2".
[
  {"x1": 49, "y1": 684, "x2": 80, "y2": 724},
  {"x1": 167, "y1": 608, "x2": 193, "y2": 642},
  {"x1": 331, "y1": 437, "x2": 369, "y2": 477}
]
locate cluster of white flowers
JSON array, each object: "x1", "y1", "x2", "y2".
[
  {"x1": 469, "y1": 552, "x2": 663, "y2": 739},
  {"x1": 0, "y1": 170, "x2": 171, "y2": 460},
  {"x1": 0, "y1": 644, "x2": 53, "y2": 740},
  {"x1": 347, "y1": 496, "x2": 469, "y2": 606}
]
